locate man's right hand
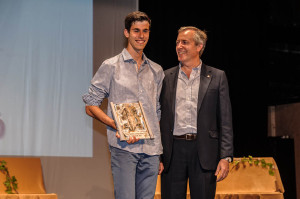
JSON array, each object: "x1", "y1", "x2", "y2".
[{"x1": 158, "y1": 162, "x2": 164, "y2": 175}]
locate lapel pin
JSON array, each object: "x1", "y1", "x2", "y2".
[{"x1": 207, "y1": 75, "x2": 211, "y2": 78}]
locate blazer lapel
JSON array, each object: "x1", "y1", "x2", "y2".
[
  {"x1": 169, "y1": 66, "x2": 179, "y2": 120},
  {"x1": 197, "y1": 64, "x2": 212, "y2": 112}
]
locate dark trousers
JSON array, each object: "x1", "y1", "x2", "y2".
[{"x1": 161, "y1": 138, "x2": 216, "y2": 199}]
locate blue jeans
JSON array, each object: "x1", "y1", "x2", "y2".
[{"x1": 110, "y1": 146, "x2": 160, "y2": 199}]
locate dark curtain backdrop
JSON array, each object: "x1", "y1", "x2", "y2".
[
  {"x1": 139, "y1": 1, "x2": 299, "y2": 198},
  {"x1": 139, "y1": 0, "x2": 269, "y2": 156}
]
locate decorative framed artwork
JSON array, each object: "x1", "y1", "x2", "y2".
[{"x1": 110, "y1": 102, "x2": 154, "y2": 141}]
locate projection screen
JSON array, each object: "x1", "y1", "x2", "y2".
[{"x1": 0, "y1": 0, "x2": 93, "y2": 157}]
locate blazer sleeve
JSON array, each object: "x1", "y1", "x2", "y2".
[{"x1": 219, "y1": 71, "x2": 234, "y2": 159}]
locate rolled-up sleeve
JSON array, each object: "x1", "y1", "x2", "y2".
[
  {"x1": 82, "y1": 85, "x2": 107, "y2": 106},
  {"x1": 82, "y1": 63, "x2": 112, "y2": 106}
]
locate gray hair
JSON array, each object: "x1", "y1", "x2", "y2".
[{"x1": 178, "y1": 26, "x2": 207, "y2": 57}]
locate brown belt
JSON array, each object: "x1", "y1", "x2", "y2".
[{"x1": 173, "y1": 133, "x2": 197, "y2": 141}]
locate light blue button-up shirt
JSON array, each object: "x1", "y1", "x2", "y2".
[
  {"x1": 173, "y1": 62, "x2": 201, "y2": 136},
  {"x1": 82, "y1": 49, "x2": 164, "y2": 155}
]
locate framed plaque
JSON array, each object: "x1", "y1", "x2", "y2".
[{"x1": 110, "y1": 102, "x2": 154, "y2": 141}]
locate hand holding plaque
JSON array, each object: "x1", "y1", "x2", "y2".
[{"x1": 110, "y1": 102, "x2": 154, "y2": 141}]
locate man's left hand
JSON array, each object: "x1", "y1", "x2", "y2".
[
  {"x1": 215, "y1": 159, "x2": 230, "y2": 182},
  {"x1": 116, "y1": 131, "x2": 139, "y2": 144}
]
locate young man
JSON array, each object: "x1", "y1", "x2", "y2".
[
  {"x1": 160, "y1": 26, "x2": 234, "y2": 199},
  {"x1": 82, "y1": 11, "x2": 164, "y2": 199}
]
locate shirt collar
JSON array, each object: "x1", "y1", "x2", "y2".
[
  {"x1": 122, "y1": 48, "x2": 150, "y2": 65},
  {"x1": 178, "y1": 60, "x2": 202, "y2": 74}
]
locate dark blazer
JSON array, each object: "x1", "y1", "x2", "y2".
[{"x1": 160, "y1": 64, "x2": 234, "y2": 172}]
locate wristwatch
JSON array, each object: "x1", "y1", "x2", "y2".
[{"x1": 223, "y1": 157, "x2": 233, "y2": 163}]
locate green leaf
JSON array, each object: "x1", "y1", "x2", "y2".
[
  {"x1": 241, "y1": 157, "x2": 247, "y2": 163},
  {"x1": 0, "y1": 163, "x2": 7, "y2": 171},
  {"x1": 234, "y1": 160, "x2": 240, "y2": 166},
  {"x1": 1, "y1": 160, "x2": 7, "y2": 166},
  {"x1": 260, "y1": 159, "x2": 266, "y2": 168},
  {"x1": 5, "y1": 185, "x2": 12, "y2": 192},
  {"x1": 231, "y1": 156, "x2": 276, "y2": 176},
  {"x1": 4, "y1": 181, "x2": 10, "y2": 187},
  {"x1": 269, "y1": 170, "x2": 275, "y2": 176},
  {"x1": 266, "y1": 163, "x2": 273, "y2": 169},
  {"x1": 13, "y1": 183, "x2": 18, "y2": 190},
  {"x1": 0, "y1": 160, "x2": 19, "y2": 194},
  {"x1": 11, "y1": 176, "x2": 17, "y2": 182}
]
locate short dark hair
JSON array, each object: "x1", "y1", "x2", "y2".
[{"x1": 124, "y1": 11, "x2": 151, "y2": 32}]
